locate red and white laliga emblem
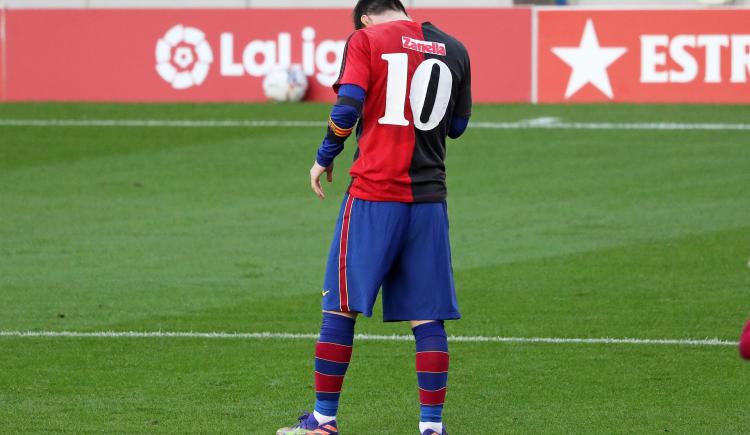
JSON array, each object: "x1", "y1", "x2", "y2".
[{"x1": 156, "y1": 25, "x2": 214, "y2": 90}]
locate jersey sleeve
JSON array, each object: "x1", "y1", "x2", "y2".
[
  {"x1": 453, "y1": 52, "x2": 472, "y2": 118},
  {"x1": 333, "y1": 30, "x2": 371, "y2": 93}
]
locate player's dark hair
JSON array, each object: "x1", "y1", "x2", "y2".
[{"x1": 353, "y1": 0, "x2": 408, "y2": 30}]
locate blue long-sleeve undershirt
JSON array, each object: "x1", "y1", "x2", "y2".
[
  {"x1": 316, "y1": 84, "x2": 366, "y2": 167},
  {"x1": 448, "y1": 116, "x2": 470, "y2": 139}
]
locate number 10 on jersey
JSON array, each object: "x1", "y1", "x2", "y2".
[{"x1": 378, "y1": 53, "x2": 453, "y2": 131}]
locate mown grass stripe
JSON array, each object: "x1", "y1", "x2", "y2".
[
  {"x1": 0, "y1": 331, "x2": 736, "y2": 347},
  {"x1": 1, "y1": 119, "x2": 750, "y2": 131}
]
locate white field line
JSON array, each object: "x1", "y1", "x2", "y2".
[
  {"x1": 0, "y1": 330, "x2": 737, "y2": 347},
  {"x1": 0, "y1": 119, "x2": 324, "y2": 128},
  {"x1": 470, "y1": 121, "x2": 750, "y2": 131},
  {"x1": 1, "y1": 118, "x2": 750, "y2": 131}
]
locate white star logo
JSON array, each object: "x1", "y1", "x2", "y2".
[{"x1": 552, "y1": 19, "x2": 627, "y2": 99}]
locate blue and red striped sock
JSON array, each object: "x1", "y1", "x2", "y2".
[
  {"x1": 413, "y1": 321, "x2": 449, "y2": 429},
  {"x1": 314, "y1": 312, "x2": 355, "y2": 420}
]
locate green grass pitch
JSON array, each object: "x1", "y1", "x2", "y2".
[{"x1": 1, "y1": 102, "x2": 749, "y2": 433}]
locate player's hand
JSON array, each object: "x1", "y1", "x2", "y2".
[{"x1": 310, "y1": 161, "x2": 334, "y2": 200}]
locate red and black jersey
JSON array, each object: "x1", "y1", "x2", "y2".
[{"x1": 334, "y1": 20, "x2": 472, "y2": 203}]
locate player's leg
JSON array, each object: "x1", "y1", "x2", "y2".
[
  {"x1": 315, "y1": 196, "x2": 408, "y2": 421},
  {"x1": 312, "y1": 310, "x2": 357, "y2": 425},
  {"x1": 276, "y1": 310, "x2": 354, "y2": 435},
  {"x1": 412, "y1": 320, "x2": 449, "y2": 435},
  {"x1": 278, "y1": 194, "x2": 408, "y2": 434},
  {"x1": 316, "y1": 195, "x2": 408, "y2": 419},
  {"x1": 382, "y1": 201, "x2": 459, "y2": 435}
]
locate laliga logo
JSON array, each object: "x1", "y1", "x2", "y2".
[
  {"x1": 155, "y1": 25, "x2": 214, "y2": 90},
  {"x1": 219, "y1": 27, "x2": 345, "y2": 87},
  {"x1": 155, "y1": 25, "x2": 345, "y2": 90}
]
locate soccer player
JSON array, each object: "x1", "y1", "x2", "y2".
[{"x1": 277, "y1": 1, "x2": 471, "y2": 434}]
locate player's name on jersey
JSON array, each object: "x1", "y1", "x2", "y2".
[{"x1": 402, "y1": 36, "x2": 447, "y2": 56}]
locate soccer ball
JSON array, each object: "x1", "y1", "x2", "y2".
[{"x1": 262, "y1": 65, "x2": 309, "y2": 102}]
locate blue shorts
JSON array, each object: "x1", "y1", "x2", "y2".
[{"x1": 322, "y1": 193, "x2": 461, "y2": 322}]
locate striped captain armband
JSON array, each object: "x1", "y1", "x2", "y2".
[{"x1": 328, "y1": 116, "x2": 355, "y2": 138}]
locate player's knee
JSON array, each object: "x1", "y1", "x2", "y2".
[
  {"x1": 410, "y1": 320, "x2": 440, "y2": 329},
  {"x1": 323, "y1": 310, "x2": 358, "y2": 320}
]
